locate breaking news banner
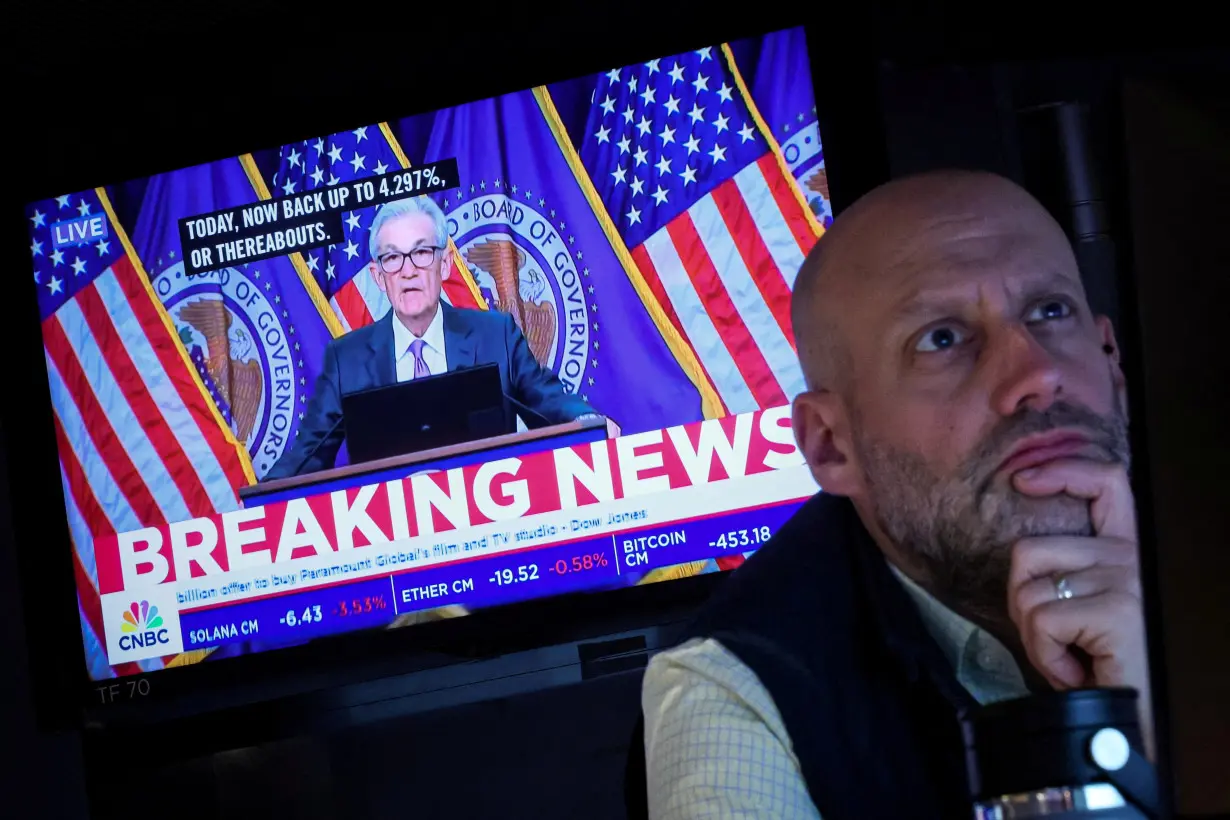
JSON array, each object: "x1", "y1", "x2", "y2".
[
  {"x1": 94, "y1": 406, "x2": 816, "y2": 665},
  {"x1": 178, "y1": 158, "x2": 459, "y2": 275}
]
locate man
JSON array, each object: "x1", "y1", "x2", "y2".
[
  {"x1": 641, "y1": 170, "x2": 1151, "y2": 818},
  {"x1": 266, "y1": 195, "x2": 600, "y2": 479}
]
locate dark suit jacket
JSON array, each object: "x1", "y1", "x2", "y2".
[{"x1": 265, "y1": 304, "x2": 593, "y2": 478}]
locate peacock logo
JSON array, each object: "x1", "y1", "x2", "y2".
[
  {"x1": 117, "y1": 600, "x2": 170, "y2": 651},
  {"x1": 121, "y1": 601, "x2": 162, "y2": 633}
]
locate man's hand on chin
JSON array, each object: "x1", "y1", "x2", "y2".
[{"x1": 1006, "y1": 459, "x2": 1154, "y2": 758}]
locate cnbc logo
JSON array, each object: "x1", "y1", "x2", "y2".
[{"x1": 118, "y1": 600, "x2": 170, "y2": 651}]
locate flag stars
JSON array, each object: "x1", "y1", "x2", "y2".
[
  {"x1": 738, "y1": 122, "x2": 756, "y2": 143},
  {"x1": 622, "y1": 105, "x2": 634, "y2": 125},
  {"x1": 77, "y1": 200, "x2": 91, "y2": 216},
  {"x1": 56, "y1": 194, "x2": 71, "y2": 209},
  {"x1": 594, "y1": 124, "x2": 611, "y2": 144},
  {"x1": 282, "y1": 179, "x2": 297, "y2": 195},
  {"x1": 639, "y1": 85, "x2": 656, "y2": 106},
  {"x1": 709, "y1": 143, "x2": 727, "y2": 164},
  {"x1": 30, "y1": 238, "x2": 43, "y2": 257},
  {"x1": 652, "y1": 185, "x2": 669, "y2": 206},
  {"x1": 630, "y1": 177, "x2": 645, "y2": 196},
  {"x1": 30, "y1": 209, "x2": 45, "y2": 228},
  {"x1": 626, "y1": 205, "x2": 642, "y2": 225},
  {"x1": 696, "y1": 46, "x2": 712, "y2": 62},
  {"x1": 95, "y1": 239, "x2": 110, "y2": 256},
  {"x1": 349, "y1": 152, "x2": 366, "y2": 173},
  {"x1": 655, "y1": 156, "x2": 672, "y2": 176},
  {"x1": 314, "y1": 137, "x2": 325, "y2": 154},
  {"x1": 51, "y1": 248, "x2": 64, "y2": 266},
  {"x1": 287, "y1": 147, "x2": 302, "y2": 168},
  {"x1": 681, "y1": 165, "x2": 698, "y2": 186},
  {"x1": 636, "y1": 115, "x2": 652, "y2": 137},
  {"x1": 633, "y1": 145, "x2": 648, "y2": 166},
  {"x1": 374, "y1": 160, "x2": 389, "y2": 175},
  {"x1": 659, "y1": 124, "x2": 676, "y2": 145},
  {"x1": 353, "y1": 126, "x2": 368, "y2": 142},
  {"x1": 605, "y1": 68, "x2": 621, "y2": 84},
  {"x1": 344, "y1": 240, "x2": 360, "y2": 260},
  {"x1": 628, "y1": 75, "x2": 639, "y2": 94},
  {"x1": 684, "y1": 134, "x2": 701, "y2": 154},
  {"x1": 47, "y1": 275, "x2": 63, "y2": 294},
  {"x1": 645, "y1": 58, "x2": 660, "y2": 74},
  {"x1": 306, "y1": 255, "x2": 319, "y2": 273},
  {"x1": 714, "y1": 113, "x2": 730, "y2": 134},
  {"x1": 600, "y1": 94, "x2": 616, "y2": 115},
  {"x1": 617, "y1": 135, "x2": 631, "y2": 155},
  {"x1": 664, "y1": 94, "x2": 681, "y2": 115},
  {"x1": 326, "y1": 261, "x2": 336, "y2": 279},
  {"x1": 717, "y1": 82, "x2": 733, "y2": 103},
  {"x1": 667, "y1": 62, "x2": 685, "y2": 84},
  {"x1": 688, "y1": 103, "x2": 706, "y2": 125},
  {"x1": 692, "y1": 73, "x2": 710, "y2": 93},
  {"x1": 611, "y1": 166, "x2": 627, "y2": 186},
  {"x1": 328, "y1": 144, "x2": 343, "y2": 164},
  {"x1": 328, "y1": 173, "x2": 340, "y2": 186},
  {"x1": 72, "y1": 256, "x2": 87, "y2": 276}
]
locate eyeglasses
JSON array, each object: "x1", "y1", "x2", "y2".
[{"x1": 376, "y1": 246, "x2": 444, "y2": 274}]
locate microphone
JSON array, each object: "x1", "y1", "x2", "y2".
[
  {"x1": 449, "y1": 362, "x2": 554, "y2": 429},
  {"x1": 281, "y1": 415, "x2": 344, "y2": 478},
  {"x1": 503, "y1": 390, "x2": 553, "y2": 429}
]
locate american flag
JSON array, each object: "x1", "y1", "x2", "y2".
[
  {"x1": 268, "y1": 124, "x2": 484, "y2": 334},
  {"x1": 28, "y1": 189, "x2": 253, "y2": 678},
  {"x1": 579, "y1": 44, "x2": 822, "y2": 415}
]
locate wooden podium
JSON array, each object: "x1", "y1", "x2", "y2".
[{"x1": 238, "y1": 416, "x2": 609, "y2": 507}]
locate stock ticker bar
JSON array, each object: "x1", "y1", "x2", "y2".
[{"x1": 177, "y1": 500, "x2": 803, "y2": 651}]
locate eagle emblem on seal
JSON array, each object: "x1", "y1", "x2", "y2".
[
  {"x1": 176, "y1": 299, "x2": 263, "y2": 443},
  {"x1": 463, "y1": 238, "x2": 556, "y2": 366}
]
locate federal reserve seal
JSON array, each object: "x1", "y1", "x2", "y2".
[
  {"x1": 152, "y1": 261, "x2": 303, "y2": 477},
  {"x1": 440, "y1": 180, "x2": 601, "y2": 399}
]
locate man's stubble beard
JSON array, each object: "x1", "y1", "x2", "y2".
[{"x1": 852, "y1": 399, "x2": 1130, "y2": 624}]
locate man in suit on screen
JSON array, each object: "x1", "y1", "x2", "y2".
[{"x1": 265, "y1": 195, "x2": 600, "y2": 479}]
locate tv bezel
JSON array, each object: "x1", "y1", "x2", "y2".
[{"x1": 4, "y1": 13, "x2": 891, "y2": 733}]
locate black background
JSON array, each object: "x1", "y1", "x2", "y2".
[{"x1": 4, "y1": 2, "x2": 1228, "y2": 817}]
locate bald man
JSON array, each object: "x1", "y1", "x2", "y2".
[{"x1": 641, "y1": 171, "x2": 1150, "y2": 819}]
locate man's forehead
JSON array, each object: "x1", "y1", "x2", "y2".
[
  {"x1": 835, "y1": 208, "x2": 1080, "y2": 316},
  {"x1": 377, "y1": 213, "x2": 435, "y2": 248}
]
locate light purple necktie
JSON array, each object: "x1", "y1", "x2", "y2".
[{"x1": 408, "y1": 338, "x2": 431, "y2": 379}]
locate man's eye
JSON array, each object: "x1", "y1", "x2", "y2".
[
  {"x1": 1026, "y1": 299, "x2": 1074, "y2": 323},
  {"x1": 915, "y1": 325, "x2": 967, "y2": 353}
]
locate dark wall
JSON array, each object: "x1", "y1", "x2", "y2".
[{"x1": 1120, "y1": 72, "x2": 1230, "y2": 817}]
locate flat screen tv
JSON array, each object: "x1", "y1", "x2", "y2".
[{"x1": 13, "y1": 24, "x2": 840, "y2": 723}]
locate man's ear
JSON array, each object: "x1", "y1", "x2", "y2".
[
  {"x1": 370, "y1": 261, "x2": 387, "y2": 294},
  {"x1": 1095, "y1": 315, "x2": 1128, "y2": 412},
  {"x1": 439, "y1": 251, "x2": 452, "y2": 280},
  {"x1": 791, "y1": 389, "x2": 861, "y2": 496}
]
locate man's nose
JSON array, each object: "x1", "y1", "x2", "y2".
[{"x1": 987, "y1": 323, "x2": 1063, "y2": 416}]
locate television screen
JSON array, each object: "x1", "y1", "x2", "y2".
[{"x1": 24, "y1": 26, "x2": 832, "y2": 681}]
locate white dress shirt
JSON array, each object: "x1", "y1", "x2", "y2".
[
  {"x1": 392, "y1": 306, "x2": 447, "y2": 383},
  {"x1": 642, "y1": 565, "x2": 1029, "y2": 820}
]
